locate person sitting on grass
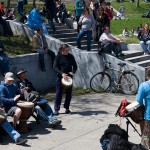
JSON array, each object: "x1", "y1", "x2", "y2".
[
  {"x1": 99, "y1": 26, "x2": 124, "y2": 57},
  {"x1": 122, "y1": 28, "x2": 132, "y2": 37}
]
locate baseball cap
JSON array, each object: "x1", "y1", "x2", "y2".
[{"x1": 5, "y1": 72, "x2": 14, "y2": 80}]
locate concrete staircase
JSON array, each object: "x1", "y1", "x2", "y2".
[
  {"x1": 50, "y1": 24, "x2": 98, "y2": 51},
  {"x1": 50, "y1": 23, "x2": 149, "y2": 78}
]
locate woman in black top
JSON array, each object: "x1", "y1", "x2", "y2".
[
  {"x1": 96, "y1": 6, "x2": 109, "y2": 41},
  {"x1": 53, "y1": 44, "x2": 77, "y2": 115},
  {"x1": 138, "y1": 23, "x2": 150, "y2": 55}
]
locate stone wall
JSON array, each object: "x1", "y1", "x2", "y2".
[{"x1": 0, "y1": 20, "x2": 145, "y2": 92}]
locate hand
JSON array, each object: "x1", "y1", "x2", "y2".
[
  {"x1": 69, "y1": 72, "x2": 74, "y2": 75},
  {"x1": 62, "y1": 73, "x2": 68, "y2": 80},
  {"x1": 14, "y1": 95, "x2": 21, "y2": 101}
]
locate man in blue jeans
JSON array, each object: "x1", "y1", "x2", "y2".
[
  {"x1": 16, "y1": 69, "x2": 61, "y2": 128},
  {"x1": 0, "y1": 100, "x2": 27, "y2": 145}
]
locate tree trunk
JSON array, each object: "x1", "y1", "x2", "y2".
[{"x1": 136, "y1": 0, "x2": 139, "y2": 7}]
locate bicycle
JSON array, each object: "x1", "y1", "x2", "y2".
[{"x1": 90, "y1": 59, "x2": 139, "y2": 95}]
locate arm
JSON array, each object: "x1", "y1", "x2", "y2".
[
  {"x1": 91, "y1": 14, "x2": 95, "y2": 29},
  {"x1": 72, "y1": 55, "x2": 77, "y2": 74},
  {"x1": 136, "y1": 84, "x2": 145, "y2": 106},
  {"x1": 0, "y1": 87, "x2": 16, "y2": 106},
  {"x1": 53, "y1": 55, "x2": 62, "y2": 74},
  {"x1": 78, "y1": 15, "x2": 84, "y2": 25}
]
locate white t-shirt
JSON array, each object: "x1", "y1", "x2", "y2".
[{"x1": 99, "y1": 33, "x2": 115, "y2": 44}]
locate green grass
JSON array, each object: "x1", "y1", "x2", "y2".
[
  {"x1": 1, "y1": 35, "x2": 33, "y2": 56},
  {"x1": 111, "y1": 0, "x2": 150, "y2": 35}
]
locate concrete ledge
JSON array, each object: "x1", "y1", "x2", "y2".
[{"x1": 0, "y1": 20, "x2": 145, "y2": 92}]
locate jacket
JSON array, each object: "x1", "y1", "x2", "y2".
[
  {"x1": 0, "y1": 81, "x2": 20, "y2": 112},
  {"x1": 32, "y1": 33, "x2": 48, "y2": 52},
  {"x1": 27, "y1": 8, "x2": 45, "y2": 29},
  {"x1": 138, "y1": 29, "x2": 150, "y2": 42}
]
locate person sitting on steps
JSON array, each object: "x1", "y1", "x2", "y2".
[{"x1": 99, "y1": 26, "x2": 124, "y2": 57}]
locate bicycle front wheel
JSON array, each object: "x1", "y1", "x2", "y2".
[
  {"x1": 120, "y1": 72, "x2": 139, "y2": 95},
  {"x1": 90, "y1": 72, "x2": 111, "y2": 93}
]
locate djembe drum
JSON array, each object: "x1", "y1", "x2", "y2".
[
  {"x1": 17, "y1": 102, "x2": 34, "y2": 134},
  {"x1": 125, "y1": 101, "x2": 144, "y2": 124},
  {"x1": 61, "y1": 76, "x2": 73, "y2": 94}
]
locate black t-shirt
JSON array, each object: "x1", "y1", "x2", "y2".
[{"x1": 53, "y1": 53, "x2": 77, "y2": 77}]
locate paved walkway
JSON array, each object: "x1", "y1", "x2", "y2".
[{"x1": 0, "y1": 93, "x2": 141, "y2": 150}]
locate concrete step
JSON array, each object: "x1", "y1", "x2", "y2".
[
  {"x1": 81, "y1": 44, "x2": 98, "y2": 50},
  {"x1": 59, "y1": 37, "x2": 86, "y2": 42},
  {"x1": 55, "y1": 29, "x2": 76, "y2": 34},
  {"x1": 125, "y1": 55, "x2": 150, "y2": 63},
  {"x1": 55, "y1": 25, "x2": 68, "y2": 30},
  {"x1": 67, "y1": 40, "x2": 97, "y2": 46},
  {"x1": 135, "y1": 60, "x2": 150, "y2": 67},
  {"x1": 123, "y1": 51, "x2": 143, "y2": 59},
  {"x1": 52, "y1": 32, "x2": 77, "y2": 38}
]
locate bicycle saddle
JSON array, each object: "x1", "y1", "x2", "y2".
[{"x1": 117, "y1": 63, "x2": 126, "y2": 67}]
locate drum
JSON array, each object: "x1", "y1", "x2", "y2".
[
  {"x1": 125, "y1": 101, "x2": 144, "y2": 124},
  {"x1": 61, "y1": 76, "x2": 73, "y2": 94},
  {"x1": 17, "y1": 102, "x2": 34, "y2": 133}
]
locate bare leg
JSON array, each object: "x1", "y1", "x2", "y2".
[{"x1": 13, "y1": 108, "x2": 22, "y2": 128}]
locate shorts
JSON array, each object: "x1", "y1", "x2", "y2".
[{"x1": 7, "y1": 106, "x2": 18, "y2": 117}]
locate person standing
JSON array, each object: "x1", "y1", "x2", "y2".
[
  {"x1": 76, "y1": 7, "x2": 95, "y2": 51},
  {"x1": 136, "y1": 69, "x2": 150, "y2": 149},
  {"x1": 95, "y1": 6, "x2": 109, "y2": 41},
  {"x1": 17, "y1": 0, "x2": 24, "y2": 17},
  {"x1": 32, "y1": 28, "x2": 55, "y2": 71},
  {"x1": 75, "y1": 0, "x2": 85, "y2": 33},
  {"x1": 45, "y1": 0, "x2": 56, "y2": 34},
  {"x1": 53, "y1": 44, "x2": 77, "y2": 115},
  {"x1": 138, "y1": 23, "x2": 150, "y2": 55}
]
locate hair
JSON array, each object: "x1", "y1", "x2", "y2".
[
  {"x1": 83, "y1": 7, "x2": 90, "y2": 14},
  {"x1": 37, "y1": 28, "x2": 42, "y2": 33},
  {"x1": 58, "y1": 44, "x2": 69, "y2": 53},
  {"x1": 143, "y1": 23, "x2": 149, "y2": 29},
  {"x1": 97, "y1": 6, "x2": 104, "y2": 16},
  {"x1": 103, "y1": 25, "x2": 109, "y2": 32},
  {"x1": 1, "y1": 2, "x2": 4, "y2": 5}
]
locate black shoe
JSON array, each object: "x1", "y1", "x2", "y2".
[
  {"x1": 16, "y1": 137, "x2": 27, "y2": 145},
  {"x1": 54, "y1": 111, "x2": 59, "y2": 115},
  {"x1": 65, "y1": 109, "x2": 71, "y2": 114},
  {"x1": 50, "y1": 120, "x2": 62, "y2": 128}
]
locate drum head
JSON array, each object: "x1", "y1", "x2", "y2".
[
  {"x1": 126, "y1": 101, "x2": 140, "y2": 112},
  {"x1": 17, "y1": 102, "x2": 34, "y2": 108},
  {"x1": 61, "y1": 77, "x2": 73, "y2": 87}
]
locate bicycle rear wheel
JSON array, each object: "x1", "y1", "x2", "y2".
[
  {"x1": 120, "y1": 72, "x2": 139, "y2": 95},
  {"x1": 90, "y1": 72, "x2": 111, "y2": 93}
]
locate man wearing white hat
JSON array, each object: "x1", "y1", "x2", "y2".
[{"x1": 0, "y1": 72, "x2": 22, "y2": 129}]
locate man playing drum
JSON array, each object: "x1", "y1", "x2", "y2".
[
  {"x1": 0, "y1": 72, "x2": 22, "y2": 129},
  {"x1": 136, "y1": 69, "x2": 150, "y2": 149},
  {"x1": 53, "y1": 44, "x2": 77, "y2": 115},
  {"x1": 16, "y1": 69, "x2": 61, "y2": 128}
]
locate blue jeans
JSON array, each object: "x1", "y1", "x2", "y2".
[
  {"x1": 77, "y1": 29, "x2": 92, "y2": 51},
  {"x1": 1, "y1": 119, "x2": 20, "y2": 142},
  {"x1": 48, "y1": 19, "x2": 56, "y2": 33},
  {"x1": 17, "y1": 1, "x2": 24, "y2": 17},
  {"x1": 140, "y1": 40, "x2": 150, "y2": 53},
  {"x1": 61, "y1": 12, "x2": 67, "y2": 24},
  {"x1": 34, "y1": 99, "x2": 56, "y2": 124},
  {"x1": 38, "y1": 49, "x2": 55, "y2": 71}
]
